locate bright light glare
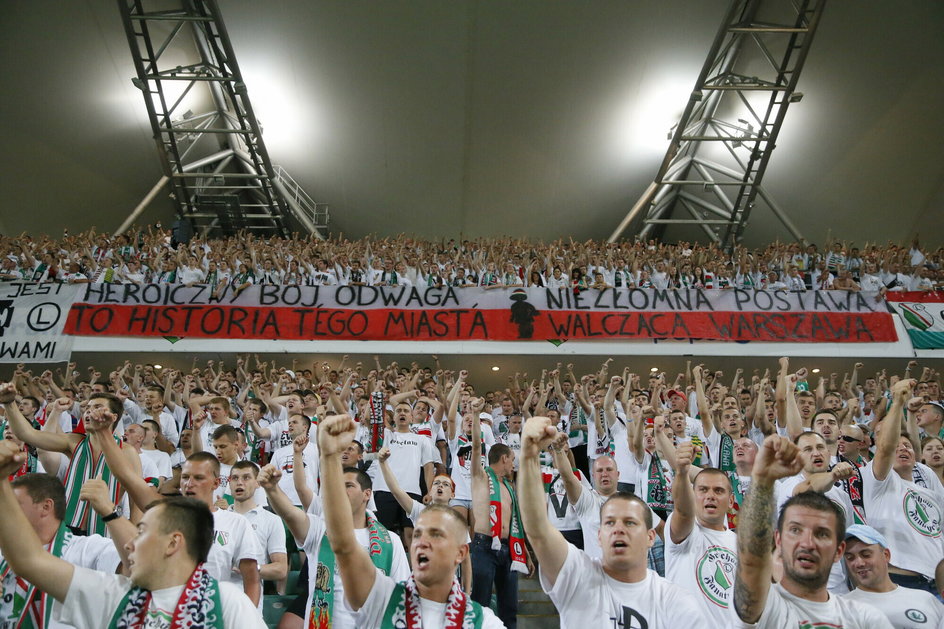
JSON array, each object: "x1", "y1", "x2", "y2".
[
  {"x1": 610, "y1": 75, "x2": 693, "y2": 161},
  {"x1": 239, "y1": 67, "x2": 316, "y2": 159},
  {"x1": 491, "y1": 366, "x2": 500, "y2": 372},
  {"x1": 154, "y1": 364, "x2": 163, "y2": 369},
  {"x1": 811, "y1": 368, "x2": 821, "y2": 374},
  {"x1": 650, "y1": 367, "x2": 659, "y2": 372}
]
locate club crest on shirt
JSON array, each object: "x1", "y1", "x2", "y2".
[
  {"x1": 215, "y1": 530, "x2": 230, "y2": 546},
  {"x1": 905, "y1": 608, "x2": 928, "y2": 623},
  {"x1": 696, "y1": 545, "x2": 736, "y2": 607},
  {"x1": 902, "y1": 490, "x2": 942, "y2": 537}
]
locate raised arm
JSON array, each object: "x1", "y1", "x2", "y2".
[
  {"x1": 518, "y1": 417, "x2": 569, "y2": 587},
  {"x1": 291, "y1": 435, "x2": 315, "y2": 511},
  {"x1": 669, "y1": 441, "x2": 697, "y2": 544},
  {"x1": 733, "y1": 435, "x2": 803, "y2": 624},
  {"x1": 0, "y1": 385, "x2": 76, "y2": 455},
  {"x1": 783, "y1": 372, "x2": 805, "y2": 441},
  {"x1": 258, "y1": 464, "x2": 310, "y2": 549},
  {"x1": 318, "y1": 414, "x2": 376, "y2": 610},
  {"x1": 548, "y1": 433, "x2": 583, "y2": 505},
  {"x1": 872, "y1": 379, "x2": 912, "y2": 482},
  {"x1": 378, "y1": 447, "x2": 415, "y2": 514},
  {"x1": 0, "y1": 442, "x2": 74, "y2": 602},
  {"x1": 692, "y1": 366, "x2": 714, "y2": 437},
  {"x1": 85, "y1": 412, "x2": 156, "y2": 514}
]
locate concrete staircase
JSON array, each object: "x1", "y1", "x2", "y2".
[{"x1": 515, "y1": 574, "x2": 559, "y2": 629}]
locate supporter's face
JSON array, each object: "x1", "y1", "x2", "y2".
[
  {"x1": 739, "y1": 392, "x2": 752, "y2": 409},
  {"x1": 722, "y1": 409, "x2": 742, "y2": 435},
  {"x1": 776, "y1": 505, "x2": 842, "y2": 590},
  {"x1": 501, "y1": 400, "x2": 513, "y2": 415},
  {"x1": 213, "y1": 437, "x2": 239, "y2": 464},
  {"x1": 125, "y1": 425, "x2": 145, "y2": 448},
  {"x1": 411, "y1": 403, "x2": 429, "y2": 422},
  {"x1": 733, "y1": 438, "x2": 757, "y2": 466},
  {"x1": 796, "y1": 396, "x2": 816, "y2": 418},
  {"x1": 722, "y1": 396, "x2": 739, "y2": 411},
  {"x1": 669, "y1": 395, "x2": 685, "y2": 411},
  {"x1": 340, "y1": 443, "x2": 362, "y2": 466},
  {"x1": 13, "y1": 488, "x2": 50, "y2": 532},
  {"x1": 916, "y1": 404, "x2": 942, "y2": 428},
  {"x1": 243, "y1": 404, "x2": 261, "y2": 422},
  {"x1": 180, "y1": 460, "x2": 219, "y2": 505},
  {"x1": 411, "y1": 510, "x2": 467, "y2": 588},
  {"x1": 207, "y1": 403, "x2": 226, "y2": 422},
  {"x1": 929, "y1": 382, "x2": 940, "y2": 399},
  {"x1": 394, "y1": 404, "x2": 412, "y2": 426},
  {"x1": 343, "y1": 472, "x2": 370, "y2": 512},
  {"x1": 229, "y1": 468, "x2": 258, "y2": 502},
  {"x1": 18, "y1": 399, "x2": 38, "y2": 416},
  {"x1": 823, "y1": 395, "x2": 841, "y2": 411},
  {"x1": 592, "y1": 457, "x2": 618, "y2": 493},
  {"x1": 179, "y1": 430, "x2": 192, "y2": 449},
  {"x1": 125, "y1": 505, "x2": 177, "y2": 589},
  {"x1": 598, "y1": 499, "x2": 654, "y2": 570},
  {"x1": 285, "y1": 395, "x2": 302, "y2": 412},
  {"x1": 288, "y1": 415, "x2": 307, "y2": 438},
  {"x1": 812, "y1": 414, "x2": 839, "y2": 444},
  {"x1": 708, "y1": 388, "x2": 722, "y2": 404},
  {"x1": 507, "y1": 416, "x2": 522, "y2": 433},
  {"x1": 894, "y1": 436, "x2": 916, "y2": 471},
  {"x1": 430, "y1": 476, "x2": 454, "y2": 503},
  {"x1": 797, "y1": 434, "x2": 830, "y2": 474},
  {"x1": 693, "y1": 473, "x2": 733, "y2": 524},
  {"x1": 843, "y1": 539, "x2": 890, "y2": 591},
  {"x1": 670, "y1": 413, "x2": 686, "y2": 433},
  {"x1": 922, "y1": 440, "x2": 944, "y2": 468},
  {"x1": 837, "y1": 427, "x2": 864, "y2": 457},
  {"x1": 643, "y1": 428, "x2": 655, "y2": 452}
]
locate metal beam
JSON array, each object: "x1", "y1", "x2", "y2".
[{"x1": 611, "y1": 0, "x2": 825, "y2": 248}]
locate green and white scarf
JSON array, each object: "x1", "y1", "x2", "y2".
[
  {"x1": 310, "y1": 514, "x2": 394, "y2": 628},
  {"x1": 718, "y1": 433, "x2": 735, "y2": 473},
  {"x1": 381, "y1": 576, "x2": 484, "y2": 629},
  {"x1": 0, "y1": 523, "x2": 71, "y2": 629},
  {"x1": 63, "y1": 435, "x2": 122, "y2": 536},
  {"x1": 485, "y1": 468, "x2": 527, "y2": 573},
  {"x1": 645, "y1": 452, "x2": 673, "y2": 512},
  {"x1": 107, "y1": 563, "x2": 223, "y2": 629}
]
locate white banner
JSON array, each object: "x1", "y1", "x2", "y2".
[{"x1": 0, "y1": 283, "x2": 78, "y2": 363}]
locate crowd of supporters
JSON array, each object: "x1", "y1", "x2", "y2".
[
  {"x1": 0, "y1": 227, "x2": 941, "y2": 292},
  {"x1": 0, "y1": 353, "x2": 942, "y2": 627}
]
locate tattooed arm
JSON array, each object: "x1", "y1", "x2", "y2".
[{"x1": 733, "y1": 435, "x2": 802, "y2": 623}]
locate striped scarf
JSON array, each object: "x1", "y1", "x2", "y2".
[
  {"x1": 107, "y1": 563, "x2": 223, "y2": 629},
  {"x1": 382, "y1": 577, "x2": 484, "y2": 629},
  {"x1": 0, "y1": 522, "x2": 71, "y2": 628},
  {"x1": 63, "y1": 435, "x2": 122, "y2": 536}
]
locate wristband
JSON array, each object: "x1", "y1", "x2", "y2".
[{"x1": 101, "y1": 509, "x2": 121, "y2": 523}]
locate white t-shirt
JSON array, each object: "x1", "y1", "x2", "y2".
[
  {"x1": 664, "y1": 516, "x2": 738, "y2": 626},
  {"x1": 541, "y1": 544, "x2": 708, "y2": 629},
  {"x1": 237, "y1": 505, "x2": 287, "y2": 565},
  {"x1": 351, "y1": 568, "x2": 505, "y2": 629},
  {"x1": 543, "y1": 466, "x2": 583, "y2": 532},
  {"x1": 368, "y1": 430, "x2": 436, "y2": 495},
  {"x1": 207, "y1": 509, "x2": 263, "y2": 589},
  {"x1": 1, "y1": 534, "x2": 121, "y2": 629},
  {"x1": 842, "y1": 585, "x2": 944, "y2": 629},
  {"x1": 730, "y1": 581, "x2": 893, "y2": 628},
  {"x1": 139, "y1": 448, "x2": 172, "y2": 480},
  {"x1": 861, "y1": 461, "x2": 944, "y2": 579},
  {"x1": 56, "y1": 566, "x2": 265, "y2": 629},
  {"x1": 269, "y1": 441, "x2": 319, "y2": 506},
  {"x1": 448, "y1": 434, "x2": 487, "y2": 501},
  {"x1": 298, "y1": 514, "x2": 410, "y2": 629},
  {"x1": 572, "y1": 485, "x2": 606, "y2": 560}
]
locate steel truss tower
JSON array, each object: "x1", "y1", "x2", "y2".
[
  {"x1": 609, "y1": 0, "x2": 827, "y2": 249},
  {"x1": 116, "y1": 0, "x2": 328, "y2": 238}
]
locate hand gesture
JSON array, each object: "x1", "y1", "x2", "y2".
[
  {"x1": 293, "y1": 435, "x2": 309, "y2": 454},
  {"x1": 0, "y1": 441, "x2": 25, "y2": 477},
  {"x1": 471, "y1": 397, "x2": 485, "y2": 413},
  {"x1": 753, "y1": 435, "x2": 802, "y2": 483},
  {"x1": 891, "y1": 378, "x2": 915, "y2": 401},
  {"x1": 522, "y1": 416, "x2": 559, "y2": 458},
  {"x1": 831, "y1": 462, "x2": 855, "y2": 483},
  {"x1": 675, "y1": 442, "x2": 695, "y2": 473},
  {"x1": 0, "y1": 382, "x2": 17, "y2": 405},
  {"x1": 192, "y1": 410, "x2": 207, "y2": 430},
  {"x1": 317, "y1": 414, "x2": 357, "y2": 456},
  {"x1": 378, "y1": 446, "x2": 391, "y2": 463},
  {"x1": 257, "y1": 464, "x2": 282, "y2": 490},
  {"x1": 80, "y1": 478, "x2": 116, "y2": 515}
]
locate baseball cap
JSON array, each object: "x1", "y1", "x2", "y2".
[
  {"x1": 666, "y1": 389, "x2": 685, "y2": 400},
  {"x1": 844, "y1": 524, "x2": 888, "y2": 548},
  {"x1": 924, "y1": 400, "x2": 944, "y2": 413}
]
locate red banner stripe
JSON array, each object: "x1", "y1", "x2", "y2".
[{"x1": 64, "y1": 304, "x2": 897, "y2": 343}]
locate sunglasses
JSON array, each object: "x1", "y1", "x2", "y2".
[{"x1": 839, "y1": 435, "x2": 861, "y2": 443}]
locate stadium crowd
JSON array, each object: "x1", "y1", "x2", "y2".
[
  {"x1": 0, "y1": 353, "x2": 941, "y2": 628},
  {"x1": 0, "y1": 227, "x2": 941, "y2": 292}
]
